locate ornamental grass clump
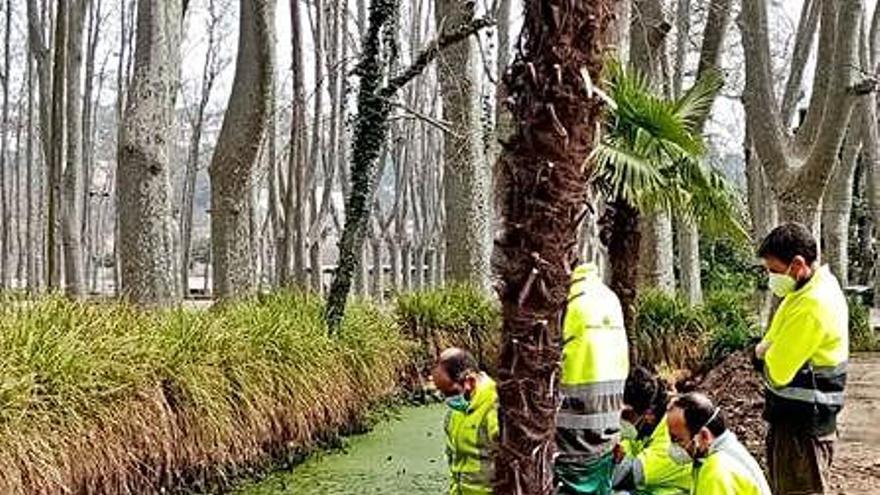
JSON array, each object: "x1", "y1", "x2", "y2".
[{"x1": 0, "y1": 293, "x2": 409, "y2": 495}]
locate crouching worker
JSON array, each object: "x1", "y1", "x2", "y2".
[
  {"x1": 556, "y1": 262, "x2": 630, "y2": 494},
  {"x1": 612, "y1": 367, "x2": 691, "y2": 495},
  {"x1": 666, "y1": 393, "x2": 771, "y2": 495},
  {"x1": 433, "y1": 348, "x2": 499, "y2": 495}
]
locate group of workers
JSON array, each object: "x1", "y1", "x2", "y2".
[{"x1": 432, "y1": 223, "x2": 849, "y2": 495}]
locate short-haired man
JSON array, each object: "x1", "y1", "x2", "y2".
[
  {"x1": 666, "y1": 393, "x2": 770, "y2": 495},
  {"x1": 612, "y1": 367, "x2": 691, "y2": 495},
  {"x1": 755, "y1": 223, "x2": 848, "y2": 494},
  {"x1": 433, "y1": 348, "x2": 499, "y2": 495}
]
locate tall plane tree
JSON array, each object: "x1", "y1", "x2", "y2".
[
  {"x1": 492, "y1": 0, "x2": 615, "y2": 492},
  {"x1": 436, "y1": 0, "x2": 492, "y2": 289},
  {"x1": 210, "y1": 0, "x2": 275, "y2": 298},
  {"x1": 740, "y1": 0, "x2": 871, "y2": 234},
  {"x1": 117, "y1": 0, "x2": 183, "y2": 305}
]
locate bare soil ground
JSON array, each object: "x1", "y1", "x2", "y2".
[{"x1": 830, "y1": 353, "x2": 880, "y2": 494}]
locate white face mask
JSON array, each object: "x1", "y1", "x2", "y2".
[{"x1": 768, "y1": 268, "x2": 796, "y2": 297}]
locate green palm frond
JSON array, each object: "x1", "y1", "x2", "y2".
[
  {"x1": 592, "y1": 60, "x2": 747, "y2": 242},
  {"x1": 592, "y1": 141, "x2": 665, "y2": 207},
  {"x1": 674, "y1": 69, "x2": 724, "y2": 131}
]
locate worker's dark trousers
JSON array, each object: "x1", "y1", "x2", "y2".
[{"x1": 767, "y1": 421, "x2": 835, "y2": 495}]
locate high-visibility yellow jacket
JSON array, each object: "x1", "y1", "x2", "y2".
[
  {"x1": 558, "y1": 263, "x2": 629, "y2": 460},
  {"x1": 692, "y1": 431, "x2": 771, "y2": 495},
  {"x1": 617, "y1": 416, "x2": 691, "y2": 495},
  {"x1": 444, "y1": 374, "x2": 499, "y2": 495},
  {"x1": 760, "y1": 265, "x2": 848, "y2": 433}
]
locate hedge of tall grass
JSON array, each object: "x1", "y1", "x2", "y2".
[
  {"x1": 395, "y1": 284, "x2": 501, "y2": 376},
  {"x1": 0, "y1": 293, "x2": 411, "y2": 495}
]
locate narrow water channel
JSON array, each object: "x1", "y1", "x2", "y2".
[{"x1": 234, "y1": 404, "x2": 448, "y2": 494}]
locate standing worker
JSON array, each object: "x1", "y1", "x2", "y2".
[
  {"x1": 666, "y1": 393, "x2": 771, "y2": 495},
  {"x1": 612, "y1": 367, "x2": 691, "y2": 495},
  {"x1": 433, "y1": 348, "x2": 499, "y2": 495},
  {"x1": 555, "y1": 262, "x2": 630, "y2": 494},
  {"x1": 755, "y1": 223, "x2": 848, "y2": 494}
]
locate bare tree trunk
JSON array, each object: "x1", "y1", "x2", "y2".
[
  {"x1": 676, "y1": 0, "x2": 734, "y2": 305},
  {"x1": 26, "y1": 33, "x2": 38, "y2": 292},
  {"x1": 47, "y1": 0, "x2": 68, "y2": 292},
  {"x1": 370, "y1": 230, "x2": 384, "y2": 299},
  {"x1": 821, "y1": 126, "x2": 860, "y2": 285},
  {"x1": 210, "y1": 0, "x2": 275, "y2": 299},
  {"x1": 638, "y1": 213, "x2": 675, "y2": 291},
  {"x1": 82, "y1": 0, "x2": 102, "y2": 279},
  {"x1": 15, "y1": 96, "x2": 24, "y2": 288},
  {"x1": 630, "y1": 0, "x2": 674, "y2": 293},
  {"x1": 281, "y1": 0, "x2": 309, "y2": 288},
  {"x1": 0, "y1": 0, "x2": 11, "y2": 290},
  {"x1": 62, "y1": 0, "x2": 87, "y2": 297},
  {"x1": 117, "y1": 0, "x2": 182, "y2": 306},
  {"x1": 436, "y1": 0, "x2": 491, "y2": 290},
  {"x1": 181, "y1": 0, "x2": 222, "y2": 295},
  {"x1": 677, "y1": 221, "x2": 702, "y2": 302}
]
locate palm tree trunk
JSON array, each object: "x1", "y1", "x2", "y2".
[
  {"x1": 604, "y1": 199, "x2": 641, "y2": 359},
  {"x1": 493, "y1": 0, "x2": 615, "y2": 492}
]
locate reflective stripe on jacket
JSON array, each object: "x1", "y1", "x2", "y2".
[
  {"x1": 445, "y1": 374, "x2": 499, "y2": 495},
  {"x1": 761, "y1": 265, "x2": 848, "y2": 434},
  {"x1": 558, "y1": 263, "x2": 629, "y2": 457}
]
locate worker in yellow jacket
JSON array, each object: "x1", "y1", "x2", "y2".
[
  {"x1": 433, "y1": 348, "x2": 499, "y2": 495},
  {"x1": 755, "y1": 223, "x2": 848, "y2": 495},
  {"x1": 612, "y1": 367, "x2": 690, "y2": 495},
  {"x1": 666, "y1": 393, "x2": 771, "y2": 495},
  {"x1": 556, "y1": 263, "x2": 630, "y2": 495}
]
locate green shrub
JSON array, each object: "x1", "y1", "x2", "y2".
[
  {"x1": 0, "y1": 293, "x2": 411, "y2": 494},
  {"x1": 395, "y1": 284, "x2": 500, "y2": 375},
  {"x1": 633, "y1": 289, "x2": 760, "y2": 372},
  {"x1": 701, "y1": 238, "x2": 762, "y2": 293},
  {"x1": 702, "y1": 290, "x2": 760, "y2": 364},
  {"x1": 633, "y1": 291, "x2": 708, "y2": 371},
  {"x1": 849, "y1": 297, "x2": 877, "y2": 352}
]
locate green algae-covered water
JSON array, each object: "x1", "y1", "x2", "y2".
[{"x1": 235, "y1": 405, "x2": 449, "y2": 495}]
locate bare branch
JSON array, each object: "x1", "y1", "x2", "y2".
[
  {"x1": 387, "y1": 99, "x2": 459, "y2": 136},
  {"x1": 739, "y1": 0, "x2": 790, "y2": 184},
  {"x1": 800, "y1": 0, "x2": 864, "y2": 193},
  {"x1": 381, "y1": 16, "x2": 495, "y2": 97},
  {"x1": 780, "y1": 0, "x2": 819, "y2": 126}
]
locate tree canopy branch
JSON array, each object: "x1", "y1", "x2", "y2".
[
  {"x1": 800, "y1": 0, "x2": 865, "y2": 191},
  {"x1": 381, "y1": 16, "x2": 496, "y2": 97},
  {"x1": 780, "y1": 0, "x2": 819, "y2": 126},
  {"x1": 739, "y1": 0, "x2": 790, "y2": 184}
]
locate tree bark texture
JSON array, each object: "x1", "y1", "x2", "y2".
[
  {"x1": 63, "y1": 0, "x2": 87, "y2": 297},
  {"x1": 602, "y1": 199, "x2": 641, "y2": 357},
  {"x1": 821, "y1": 124, "x2": 860, "y2": 285},
  {"x1": 740, "y1": 0, "x2": 865, "y2": 237},
  {"x1": 117, "y1": 0, "x2": 182, "y2": 306},
  {"x1": 210, "y1": 0, "x2": 275, "y2": 299},
  {"x1": 47, "y1": 0, "x2": 68, "y2": 291},
  {"x1": 436, "y1": 0, "x2": 492, "y2": 290},
  {"x1": 0, "y1": 0, "x2": 11, "y2": 289},
  {"x1": 492, "y1": 0, "x2": 615, "y2": 492}
]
